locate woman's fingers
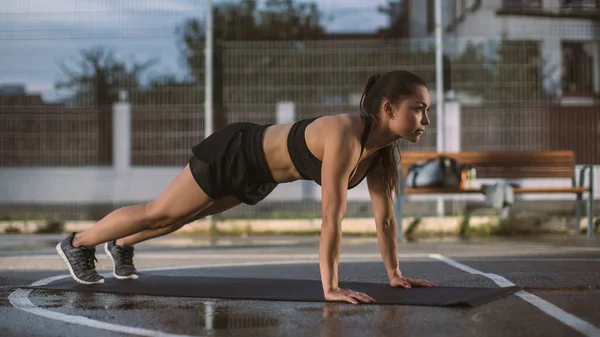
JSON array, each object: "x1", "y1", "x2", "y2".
[
  {"x1": 325, "y1": 288, "x2": 376, "y2": 304},
  {"x1": 422, "y1": 279, "x2": 437, "y2": 287},
  {"x1": 340, "y1": 289, "x2": 375, "y2": 304},
  {"x1": 392, "y1": 277, "x2": 412, "y2": 288},
  {"x1": 406, "y1": 277, "x2": 436, "y2": 287},
  {"x1": 343, "y1": 295, "x2": 359, "y2": 305},
  {"x1": 351, "y1": 291, "x2": 376, "y2": 303},
  {"x1": 402, "y1": 279, "x2": 413, "y2": 288},
  {"x1": 391, "y1": 275, "x2": 436, "y2": 288}
]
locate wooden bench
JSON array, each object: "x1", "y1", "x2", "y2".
[{"x1": 395, "y1": 151, "x2": 595, "y2": 237}]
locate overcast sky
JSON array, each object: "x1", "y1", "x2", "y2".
[{"x1": 0, "y1": 0, "x2": 390, "y2": 101}]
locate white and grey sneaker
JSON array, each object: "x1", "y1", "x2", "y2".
[
  {"x1": 56, "y1": 233, "x2": 104, "y2": 285},
  {"x1": 104, "y1": 241, "x2": 139, "y2": 280}
]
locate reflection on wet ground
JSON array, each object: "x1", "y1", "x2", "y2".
[{"x1": 31, "y1": 289, "x2": 438, "y2": 337}]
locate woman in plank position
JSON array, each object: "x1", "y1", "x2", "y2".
[{"x1": 57, "y1": 69, "x2": 436, "y2": 304}]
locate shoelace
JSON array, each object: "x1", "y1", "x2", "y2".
[
  {"x1": 116, "y1": 246, "x2": 134, "y2": 266},
  {"x1": 78, "y1": 247, "x2": 98, "y2": 270}
]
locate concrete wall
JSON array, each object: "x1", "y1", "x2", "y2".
[
  {"x1": 1, "y1": 101, "x2": 597, "y2": 210},
  {"x1": 0, "y1": 167, "x2": 318, "y2": 204}
]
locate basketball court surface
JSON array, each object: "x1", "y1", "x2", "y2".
[{"x1": 1, "y1": 234, "x2": 599, "y2": 337}]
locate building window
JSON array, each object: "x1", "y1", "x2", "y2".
[
  {"x1": 562, "y1": 42, "x2": 595, "y2": 96},
  {"x1": 560, "y1": 0, "x2": 600, "y2": 11},
  {"x1": 502, "y1": 0, "x2": 543, "y2": 9}
]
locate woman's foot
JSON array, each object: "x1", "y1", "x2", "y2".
[
  {"x1": 104, "y1": 241, "x2": 139, "y2": 280},
  {"x1": 56, "y1": 233, "x2": 104, "y2": 285}
]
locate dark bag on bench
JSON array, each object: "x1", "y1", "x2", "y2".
[{"x1": 405, "y1": 155, "x2": 462, "y2": 188}]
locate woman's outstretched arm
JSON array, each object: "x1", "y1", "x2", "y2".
[
  {"x1": 366, "y1": 166, "x2": 402, "y2": 281},
  {"x1": 367, "y1": 166, "x2": 436, "y2": 288},
  {"x1": 319, "y1": 122, "x2": 375, "y2": 304}
]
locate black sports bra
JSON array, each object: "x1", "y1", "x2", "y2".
[{"x1": 286, "y1": 115, "x2": 378, "y2": 189}]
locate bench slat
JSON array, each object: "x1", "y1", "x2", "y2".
[
  {"x1": 513, "y1": 187, "x2": 589, "y2": 194},
  {"x1": 399, "y1": 151, "x2": 576, "y2": 179},
  {"x1": 403, "y1": 187, "x2": 589, "y2": 195},
  {"x1": 403, "y1": 188, "x2": 483, "y2": 194},
  {"x1": 400, "y1": 151, "x2": 574, "y2": 161},
  {"x1": 471, "y1": 168, "x2": 575, "y2": 179}
]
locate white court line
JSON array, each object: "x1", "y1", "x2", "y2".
[
  {"x1": 436, "y1": 258, "x2": 600, "y2": 262},
  {"x1": 429, "y1": 254, "x2": 600, "y2": 337},
  {"x1": 8, "y1": 274, "x2": 196, "y2": 337},
  {"x1": 11, "y1": 253, "x2": 600, "y2": 336},
  {"x1": 8, "y1": 258, "x2": 382, "y2": 337}
]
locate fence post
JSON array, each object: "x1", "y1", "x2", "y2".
[
  {"x1": 444, "y1": 101, "x2": 461, "y2": 152},
  {"x1": 113, "y1": 90, "x2": 131, "y2": 172},
  {"x1": 595, "y1": 43, "x2": 600, "y2": 94},
  {"x1": 434, "y1": 0, "x2": 445, "y2": 217},
  {"x1": 435, "y1": 99, "x2": 461, "y2": 216}
]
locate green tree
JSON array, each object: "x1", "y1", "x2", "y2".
[
  {"x1": 55, "y1": 46, "x2": 158, "y2": 107},
  {"x1": 375, "y1": 1, "x2": 409, "y2": 38},
  {"x1": 451, "y1": 42, "x2": 495, "y2": 97},
  {"x1": 55, "y1": 46, "x2": 158, "y2": 165},
  {"x1": 482, "y1": 38, "x2": 547, "y2": 106},
  {"x1": 175, "y1": 0, "x2": 327, "y2": 82},
  {"x1": 258, "y1": 0, "x2": 326, "y2": 40}
]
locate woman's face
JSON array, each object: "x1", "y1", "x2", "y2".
[{"x1": 385, "y1": 85, "x2": 431, "y2": 143}]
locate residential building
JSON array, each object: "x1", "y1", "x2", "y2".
[{"x1": 395, "y1": 0, "x2": 600, "y2": 104}]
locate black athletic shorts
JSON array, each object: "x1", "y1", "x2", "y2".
[{"x1": 188, "y1": 122, "x2": 279, "y2": 205}]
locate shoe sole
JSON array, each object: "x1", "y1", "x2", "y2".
[
  {"x1": 55, "y1": 242, "x2": 104, "y2": 285},
  {"x1": 104, "y1": 242, "x2": 139, "y2": 280}
]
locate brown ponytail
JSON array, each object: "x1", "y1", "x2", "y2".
[{"x1": 359, "y1": 70, "x2": 428, "y2": 198}]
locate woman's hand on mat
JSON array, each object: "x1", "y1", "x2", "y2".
[
  {"x1": 324, "y1": 287, "x2": 376, "y2": 305},
  {"x1": 390, "y1": 275, "x2": 436, "y2": 289}
]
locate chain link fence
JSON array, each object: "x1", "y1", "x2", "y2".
[{"x1": 1, "y1": 0, "x2": 598, "y2": 220}]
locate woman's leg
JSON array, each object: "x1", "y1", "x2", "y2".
[
  {"x1": 115, "y1": 195, "x2": 241, "y2": 246},
  {"x1": 57, "y1": 163, "x2": 217, "y2": 284},
  {"x1": 104, "y1": 195, "x2": 241, "y2": 280},
  {"x1": 72, "y1": 164, "x2": 214, "y2": 248}
]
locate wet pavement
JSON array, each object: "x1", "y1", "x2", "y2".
[{"x1": 1, "y1": 234, "x2": 599, "y2": 337}]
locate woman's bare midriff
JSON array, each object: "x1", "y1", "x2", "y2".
[
  {"x1": 261, "y1": 115, "x2": 377, "y2": 186},
  {"x1": 262, "y1": 123, "x2": 302, "y2": 183}
]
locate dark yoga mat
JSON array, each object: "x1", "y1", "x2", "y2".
[{"x1": 26, "y1": 274, "x2": 520, "y2": 307}]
